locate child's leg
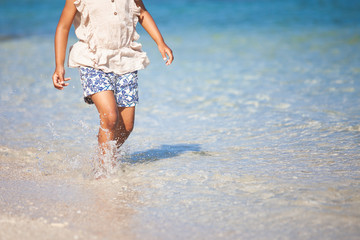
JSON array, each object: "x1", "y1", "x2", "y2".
[
  {"x1": 115, "y1": 106, "x2": 135, "y2": 146},
  {"x1": 90, "y1": 90, "x2": 119, "y2": 156}
]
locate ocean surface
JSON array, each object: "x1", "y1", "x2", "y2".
[{"x1": 1, "y1": 0, "x2": 360, "y2": 239}]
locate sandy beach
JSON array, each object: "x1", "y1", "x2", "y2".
[{"x1": 0, "y1": 146, "x2": 141, "y2": 240}]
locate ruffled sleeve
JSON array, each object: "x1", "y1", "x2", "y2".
[
  {"x1": 69, "y1": 0, "x2": 97, "y2": 68},
  {"x1": 129, "y1": 0, "x2": 141, "y2": 43},
  {"x1": 130, "y1": 0, "x2": 141, "y2": 17},
  {"x1": 74, "y1": 0, "x2": 85, "y2": 13}
]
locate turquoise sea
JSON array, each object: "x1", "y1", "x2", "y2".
[{"x1": 0, "y1": 0, "x2": 360, "y2": 239}]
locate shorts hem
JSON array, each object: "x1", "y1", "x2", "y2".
[{"x1": 117, "y1": 102, "x2": 138, "y2": 108}]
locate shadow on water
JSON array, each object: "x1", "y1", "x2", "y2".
[{"x1": 124, "y1": 144, "x2": 201, "y2": 164}]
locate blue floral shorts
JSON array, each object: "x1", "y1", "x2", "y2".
[{"x1": 79, "y1": 67, "x2": 139, "y2": 107}]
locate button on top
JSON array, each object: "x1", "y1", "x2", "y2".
[
  {"x1": 114, "y1": 12, "x2": 117, "y2": 15},
  {"x1": 111, "y1": 0, "x2": 114, "y2": 2}
]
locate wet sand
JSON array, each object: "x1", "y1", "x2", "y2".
[
  {"x1": 0, "y1": 147, "x2": 139, "y2": 240},
  {"x1": 1, "y1": 145, "x2": 360, "y2": 240}
]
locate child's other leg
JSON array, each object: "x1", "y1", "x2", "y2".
[
  {"x1": 91, "y1": 90, "x2": 119, "y2": 157},
  {"x1": 115, "y1": 106, "x2": 135, "y2": 146}
]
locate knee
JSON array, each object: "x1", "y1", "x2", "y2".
[
  {"x1": 100, "y1": 111, "x2": 119, "y2": 130},
  {"x1": 125, "y1": 123, "x2": 134, "y2": 133}
]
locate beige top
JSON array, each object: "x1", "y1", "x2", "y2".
[{"x1": 68, "y1": 0, "x2": 150, "y2": 75}]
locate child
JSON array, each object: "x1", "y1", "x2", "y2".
[{"x1": 52, "y1": 0, "x2": 173, "y2": 171}]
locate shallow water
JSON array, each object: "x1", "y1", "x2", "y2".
[{"x1": 1, "y1": 0, "x2": 360, "y2": 239}]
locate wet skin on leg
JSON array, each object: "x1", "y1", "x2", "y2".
[{"x1": 90, "y1": 90, "x2": 135, "y2": 162}]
